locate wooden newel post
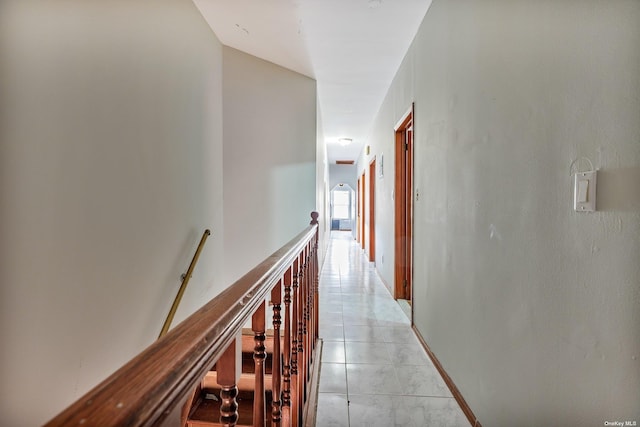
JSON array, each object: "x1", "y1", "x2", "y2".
[{"x1": 310, "y1": 211, "x2": 319, "y2": 226}]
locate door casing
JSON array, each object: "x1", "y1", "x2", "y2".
[
  {"x1": 368, "y1": 159, "x2": 376, "y2": 262},
  {"x1": 394, "y1": 105, "x2": 414, "y2": 301}
]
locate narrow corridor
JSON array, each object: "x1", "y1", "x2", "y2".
[{"x1": 315, "y1": 231, "x2": 469, "y2": 427}]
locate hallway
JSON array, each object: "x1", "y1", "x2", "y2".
[{"x1": 315, "y1": 231, "x2": 469, "y2": 426}]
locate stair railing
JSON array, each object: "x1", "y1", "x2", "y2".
[
  {"x1": 159, "y1": 228, "x2": 211, "y2": 338},
  {"x1": 44, "y1": 212, "x2": 321, "y2": 427}
]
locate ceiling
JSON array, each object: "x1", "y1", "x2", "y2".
[{"x1": 193, "y1": 0, "x2": 432, "y2": 163}]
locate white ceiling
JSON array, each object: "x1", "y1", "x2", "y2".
[{"x1": 193, "y1": 0, "x2": 432, "y2": 163}]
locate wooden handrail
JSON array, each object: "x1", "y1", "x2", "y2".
[
  {"x1": 159, "y1": 228, "x2": 211, "y2": 338},
  {"x1": 45, "y1": 217, "x2": 320, "y2": 427}
]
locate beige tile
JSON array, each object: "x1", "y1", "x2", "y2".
[
  {"x1": 319, "y1": 363, "x2": 347, "y2": 393},
  {"x1": 320, "y1": 324, "x2": 344, "y2": 341},
  {"x1": 346, "y1": 363, "x2": 402, "y2": 395},
  {"x1": 322, "y1": 341, "x2": 346, "y2": 363},
  {"x1": 345, "y1": 342, "x2": 392, "y2": 364},
  {"x1": 316, "y1": 393, "x2": 349, "y2": 427},
  {"x1": 343, "y1": 325, "x2": 387, "y2": 343}
]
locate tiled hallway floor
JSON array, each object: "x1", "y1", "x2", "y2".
[{"x1": 315, "y1": 231, "x2": 469, "y2": 427}]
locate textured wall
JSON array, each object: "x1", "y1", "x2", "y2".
[
  {"x1": 0, "y1": 1, "x2": 224, "y2": 424},
  {"x1": 316, "y1": 114, "x2": 330, "y2": 262},
  {"x1": 360, "y1": 0, "x2": 640, "y2": 425}
]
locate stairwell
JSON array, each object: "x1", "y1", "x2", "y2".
[
  {"x1": 44, "y1": 214, "x2": 322, "y2": 427},
  {"x1": 187, "y1": 334, "x2": 277, "y2": 426}
]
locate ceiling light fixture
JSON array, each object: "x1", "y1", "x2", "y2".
[{"x1": 338, "y1": 138, "x2": 352, "y2": 146}]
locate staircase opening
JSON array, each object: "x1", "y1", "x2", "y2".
[{"x1": 45, "y1": 213, "x2": 323, "y2": 427}]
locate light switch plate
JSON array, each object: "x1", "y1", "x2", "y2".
[{"x1": 574, "y1": 170, "x2": 597, "y2": 212}]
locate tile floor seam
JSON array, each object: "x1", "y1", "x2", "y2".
[{"x1": 341, "y1": 277, "x2": 351, "y2": 427}]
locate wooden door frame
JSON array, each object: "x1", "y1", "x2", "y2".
[
  {"x1": 359, "y1": 173, "x2": 365, "y2": 250},
  {"x1": 368, "y1": 159, "x2": 376, "y2": 262},
  {"x1": 356, "y1": 177, "x2": 361, "y2": 243},
  {"x1": 394, "y1": 104, "x2": 414, "y2": 300}
]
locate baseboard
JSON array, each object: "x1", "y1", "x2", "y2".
[{"x1": 412, "y1": 327, "x2": 483, "y2": 427}]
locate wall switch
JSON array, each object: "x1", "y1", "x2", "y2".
[
  {"x1": 577, "y1": 179, "x2": 589, "y2": 203},
  {"x1": 574, "y1": 170, "x2": 597, "y2": 212}
]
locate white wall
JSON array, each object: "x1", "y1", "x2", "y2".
[
  {"x1": 222, "y1": 47, "x2": 317, "y2": 286},
  {"x1": 0, "y1": 1, "x2": 224, "y2": 425},
  {"x1": 361, "y1": 0, "x2": 640, "y2": 425},
  {"x1": 329, "y1": 163, "x2": 357, "y2": 190},
  {"x1": 316, "y1": 112, "x2": 330, "y2": 262}
]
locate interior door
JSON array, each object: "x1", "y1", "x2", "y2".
[
  {"x1": 368, "y1": 159, "x2": 376, "y2": 262},
  {"x1": 360, "y1": 173, "x2": 365, "y2": 250},
  {"x1": 356, "y1": 177, "x2": 361, "y2": 243},
  {"x1": 394, "y1": 107, "x2": 414, "y2": 301}
]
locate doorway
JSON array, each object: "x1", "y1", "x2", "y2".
[
  {"x1": 330, "y1": 185, "x2": 354, "y2": 231},
  {"x1": 394, "y1": 105, "x2": 414, "y2": 303},
  {"x1": 368, "y1": 159, "x2": 376, "y2": 263}
]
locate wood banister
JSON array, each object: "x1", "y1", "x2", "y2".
[{"x1": 45, "y1": 214, "x2": 320, "y2": 427}]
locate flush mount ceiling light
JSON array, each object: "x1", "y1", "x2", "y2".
[{"x1": 338, "y1": 138, "x2": 352, "y2": 146}]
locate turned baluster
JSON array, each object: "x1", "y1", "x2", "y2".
[
  {"x1": 217, "y1": 340, "x2": 239, "y2": 427},
  {"x1": 306, "y1": 245, "x2": 313, "y2": 372},
  {"x1": 291, "y1": 258, "x2": 300, "y2": 427},
  {"x1": 313, "y1": 231, "x2": 319, "y2": 344},
  {"x1": 282, "y1": 265, "x2": 293, "y2": 426},
  {"x1": 296, "y1": 253, "x2": 306, "y2": 424},
  {"x1": 305, "y1": 247, "x2": 312, "y2": 384},
  {"x1": 310, "y1": 211, "x2": 320, "y2": 346},
  {"x1": 252, "y1": 302, "x2": 266, "y2": 427},
  {"x1": 270, "y1": 280, "x2": 283, "y2": 426},
  {"x1": 306, "y1": 243, "x2": 313, "y2": 375},
  {"x1": 308, "y1": 240, "x2": 316, "y2": 354},
  {"x1": 300, "y1": 248, "x2": 307, "y2": 390},
  {"x1": 302, "y1": 246, "x2": 310, "y2": 385}
]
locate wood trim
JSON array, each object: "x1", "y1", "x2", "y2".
[
  {"x1": 359, "y1": 174, "x2": 365, "y2": 250},
  {"x1": 394, "y1": 104, "x2": 415, "y2": 131},
  {"x1": 356, "y1": 177, "x2": 360, "y2": 244},
  {"x1": 412, "y1": 326, "x2": 483, "y2": 427},
  {"x1": 394, "y1": 126, "x2": 404, "y2": 299},
  {"x1": 335, "y1": 160, "x2": 354, "y2": 165},
  {"x1": 405, "y1": 125, "x2": 413, "y2": 302},
  {"x1": 368, "y1": 159, "x2": 376, "y2": 262},
  {"x1": 394, "y1": 105, "x2": 414, "y2": 300}
]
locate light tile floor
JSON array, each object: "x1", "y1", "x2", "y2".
[{"x1": 315, "y1": 231, "x2": 469, "y2": 427}]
